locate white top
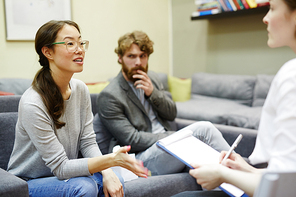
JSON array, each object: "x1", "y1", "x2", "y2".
[
  {"x1": 249, "y1": 58, "x2": 296, "y2": 172},
  {"x1": 8, "y1": 79, "x2": 102, "y2": 180}
]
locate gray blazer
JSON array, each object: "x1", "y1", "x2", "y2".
[{"x1": 97, "y1": 70, "x2": 177, "y2": 153}]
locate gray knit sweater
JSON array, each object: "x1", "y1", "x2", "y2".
[{"x1": 7, "y1": 79, "x2": 102, "y2": 180}]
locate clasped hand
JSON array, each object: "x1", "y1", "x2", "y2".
[{"x1": 133, "y1": 70, "x2": 153, "y2": 97}]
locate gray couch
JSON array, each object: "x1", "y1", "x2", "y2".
[
  {"x1": 0, "y1": 73, "x2": 262, "y2": 196},
  {"x1": 174, "y1": 73, "x2": 274, "y2": 130},
  {"x1": 0, "y1": 95, "x2": 201, "y2": 197}
]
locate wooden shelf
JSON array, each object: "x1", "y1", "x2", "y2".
[{"x1": 191, "y1": 6, "x2": 269, "y2": 20}]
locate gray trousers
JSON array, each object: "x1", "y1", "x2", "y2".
[{"x1": 135, "y1": 121, "x2": 230, "y2": 175}]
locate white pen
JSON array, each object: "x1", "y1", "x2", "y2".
[{"x1": 222, "y1": 134, "x2": 243, "y2": 163}]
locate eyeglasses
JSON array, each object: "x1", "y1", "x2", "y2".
[{"x1": 51, "y1": 40, "x2": 89, "y2": 52}]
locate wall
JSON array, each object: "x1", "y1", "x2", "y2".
[
  {"x1": 172, "y1": 0, "x2": 296, "y2": 78},
  {"x1": 0, "y1": 0, "x2": 170, "y2": 82},
  {"x1": 172, "y1": 0, "x2": 208, "y2": 78}
]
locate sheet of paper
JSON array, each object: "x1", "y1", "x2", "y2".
[{"x1": 160, "y1": 133, "x2": 220, "y2": 165}]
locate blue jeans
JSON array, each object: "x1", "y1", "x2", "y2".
[
  {"x1": 27, "y1": 171, "x2": 125, "y2": 197},
  {"x1": 136, "y1": 121, "x2": 231, "y2": 175}
]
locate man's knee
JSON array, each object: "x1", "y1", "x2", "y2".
[{"x1": 191, "y1": 121, "x2": 217, "y2": 134}]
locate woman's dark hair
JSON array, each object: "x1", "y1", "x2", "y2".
[
  {"x1": 284, "y1": 0, "x2": 296, "y2": 11},
  {"x1": 33, "y1": 20, "x2": 80, "y2": 129}
]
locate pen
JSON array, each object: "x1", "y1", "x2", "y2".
[{"x1": 222, "y1": 134, "x2": 243, "y2": 163}]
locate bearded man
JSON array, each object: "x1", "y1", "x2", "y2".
[{"x1": 97, "y1": 31, "x2": 230, "y2": 175}]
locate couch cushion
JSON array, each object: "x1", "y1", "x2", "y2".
[
  {"x1": 191, "y1": 73, "x2": 256, "y2": 106},
  {"x1": 252, "y1": 74, "x2": 274, "y2": 107},
  {"x1": 0, "y1": 112, "x2": 18, "y2": 170},
  {"x1": 0, "y1": 168, "x2": 29, "y2": 197},
  {"x1": 0, "y1": 78, "x2": 32, "y2": 95},
  {"x1": 224, "y1": 106, "x2": 262, "y2": 130},
  {"x1": 125, "y1": 172, "x2": 201, "y2": 197},
  {"x1": 168, "y1": 76, "x2": 191, "y2": 102},
  {"x1": 176, "y1": 95, "x2": 262, "y2": 129},
  {"x1": 176, "y1": 95, "x2": 248, "y2": 125}
]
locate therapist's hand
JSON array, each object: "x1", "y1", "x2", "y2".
[
  {"x1": 189, "y1": 163, "x2": 224, "y2": 190},
  {"x1": 219, "y1": 151, "x2": 256, "y2": 173}
]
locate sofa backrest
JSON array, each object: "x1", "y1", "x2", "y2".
[
  {"x1": 0, "y1": 112, "x2": 18, "y2": 170},
  {"x1": 252, "y1": 74, "x2": 274, "y2": 107},
  {"x1": 0, "y1": 78, "x2": 32, "y2": 95},
  {"x1": 0, "y1": 95, "x2": 22, "y2": 113},
  {"x1": 191, "y1": 73, "x2": 256, "y2": 106}
]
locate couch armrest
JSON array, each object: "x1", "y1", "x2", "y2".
[
  {"x1": 0, "y1": 168, "x2": 29, "y2": 197},
  {"x1": 214, "y1": 124, "x2": 257, "y2": 158},
  {"x1": 125, "y1": 172, "x2": 201, "y2": 197}
]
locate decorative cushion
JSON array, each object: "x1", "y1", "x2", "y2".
[
  {"x1": 168, "y1": 76, "x2": 192, "y2": 102},
  {"x1": 252, "y1": 74, "x2": 274, "y2": 107},
  {"x1": 0, "y1": 91, "x2": 14, "y2": 96},
  {"x1": 191, "y1": 73, "x2": 256, "y2": 106},
  {"x1": 86, "y1": 82, "x2": 109, "y2": 94}
]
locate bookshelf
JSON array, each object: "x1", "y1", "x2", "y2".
[{"x1": 191, "y1": 6, "x2": 269, "y2": 20}]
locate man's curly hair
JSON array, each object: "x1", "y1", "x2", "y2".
[{"x1": 115, "y1": 31, "x2": 154, "y2": 60}]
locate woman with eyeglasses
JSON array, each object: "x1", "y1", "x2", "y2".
[{"x1": 7, "y1": 20, "x2": 148, "y2": 197}]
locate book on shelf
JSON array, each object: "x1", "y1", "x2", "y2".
[
  {"x1": 217, "y1": 0, "x2": 228, "y2": 11},
  {"x1": 223, "y1": 0, "x2": 234, "y2": 11},
  {"x1": 195, "y1": 0, "x2": 218, "y2": 4},
  {"x1": 197, "y1": 1, "x2": 220, "y2": 11},
  {"x1": 240, "y1": 0, "x2": 250, "y2": 9},
  {"x1": 256, "y1": 0, "x2": 270, "y2": 7},
  {"x1": 192, "y1": 8, "x2": 220, "y2": 17},
  {"x1": 193, "y1": 0, "x2": 222, "y2": 16},
  {"x1": 246, "y1": 0, "x2": 257, "y2": 8},
  {"x1": 236, "y1": 0, "x2": 246, "y2": 9},
  {"x1": 232, "y1": 0, "x2": 244, "y2": 10},
  {"x1": 227, "y1": 0, "x2": 238, "y2": 11},
  {"x1": 156, "y1": 130, "x2": 247, "y2": 197}
]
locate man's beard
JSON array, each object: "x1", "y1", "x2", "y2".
[{"x1": 122, "y1": 61, "x2": 148, "y2": 83}]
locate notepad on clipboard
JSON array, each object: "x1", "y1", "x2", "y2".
[{"x1": 156, "y1": 129, "x2": 248, "y2": 197}]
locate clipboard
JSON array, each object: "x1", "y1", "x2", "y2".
[{"x1": 156, "y1": 129, "x2": 248, "y2": 197}]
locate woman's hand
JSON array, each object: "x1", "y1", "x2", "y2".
[
  {"x1": 101, "y1": 168, "x2": 123, "y2": 197},
  {"x1": 112, "y1": 145, "x2": 148, "y2": 178},
  {"x1": 219, "y1": 151, "x2": 257, "y2": 173},
  {"x1": 189, "y1": 163, "x2": 224, "y2": 190}
]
